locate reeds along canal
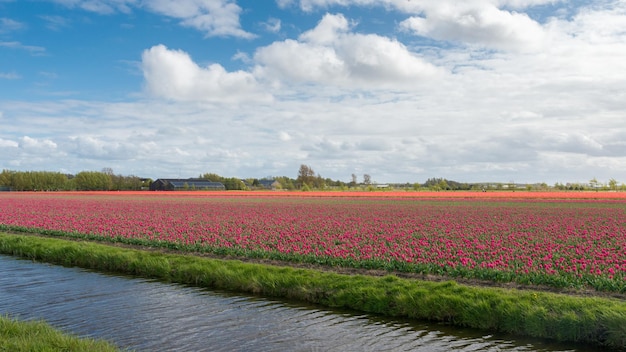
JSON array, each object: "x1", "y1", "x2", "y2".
[{"x1": 0, "y1": 255, "x2": 604, "y2": 352}]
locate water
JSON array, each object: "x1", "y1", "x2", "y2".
[{"x1": 0, "y1": 255, "x2": 602, "y2": 352}]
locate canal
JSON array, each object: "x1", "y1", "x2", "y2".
[{"x1": 0, "y1": 255, "x2": 602, "y2": 351}]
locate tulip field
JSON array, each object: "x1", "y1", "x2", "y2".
[{"x1": 1, "y1": 191, "x2": 625, "y2": 292}]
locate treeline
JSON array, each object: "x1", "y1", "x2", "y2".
[
  {"x1": 294, "y1": 164, "x2": 348, "y2": 190},
  {"x1": 199, "y1": 173, "x2": 346, "y2": 191},
  {"x1": 201, "y1": 165, "x2": 349, "y2": 191},
  {"x1": 2, "y1": 168, "x2": 622, "y2": 192},
  {"x1": 199, "y1": 173, "x2": 249, "y2": 191},
  {"x1": 421, "y1": 177, "x2": 473, "y2": 190},
  {"x1": 199, "y1": 173, "x2": 298, "y2": 191},
  {"x1": 419, "y1": 177, "x2": 505, "y2": 191},
  {"x1": 421, "y1": 178, "x2": 626, "y2": 191},
  {"x1": 0, "y1": 170, "x2": 151, "y2": 191}
]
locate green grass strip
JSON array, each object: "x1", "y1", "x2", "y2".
[
  {"x1": 0, "y1": 314, "x2": 122, "y2": 352},
  {"x1": 3, "y1": 224, "x2": 624, "y2": 294},
  {"x1": 1, "y1": 232, "x2": 625, "y2": 350}
]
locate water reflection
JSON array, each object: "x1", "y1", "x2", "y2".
[{"x1": 0, "y1": 255, "x2": 600, "y2": 352}]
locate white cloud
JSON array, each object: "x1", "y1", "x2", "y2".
[
  {"x1": 39, "y1": 15, "x2": 71, "y2": 31},
  {"x1": 141, "y1": 44, "x2": 272, "y2": 103},
  {"x1": 0, "y1": 17, "x2": 24, "y2": 33},
  {"x1": 276, "y1": 0, "x2": 295, "y2": 9},
  {"x1": 297, "y1": 0, "x2": 360, "y2": 12},
  {"x1": 292, "y1": 0, "x2": 564, "y2": 13},
  {"x1": 400, "y1": 3, "x2": 547, "y2": 52},
  {"x1": 254, "y1": 13, "x2": 444, "y2": 89},
  {"x1": 299, "y1": 11, "x2": 351, "y2": 43},
  {"x1": 18, "y1": 136, "x2": 57, "y2": 155},
  {"x1": 49, "y1": 0, "x2": 252, "y2": 38},
  {"x1": 50, "y1": 0, "x2": 135, "y2": 14},
  {"x1": 278, "y1": 131, "x2": 292, "y2": 141},
  {"x1": 67, "y1": 136, "x2": 137, "y2": 160},
  {"x1": 289, "y1": 0, "x2": 568, "y2": 54},
  {"x1": 0, "y1": 72, "x2": 20, "y2": 79},
  {"x1": 261, "y1": 17, "x2": 282, "y2": 33},
  {"x1": 142, "y1": 0, "x2": 254, "y2": 38},
  {"x1": 0, "y1": 138, "x2": 18, "y2": 148},
  {"x1": 3, "y1": 1, "x2": 626, "y2": 184},
  {"x1": 0, "y1": 41, "x2": 46, "y2": 55},
  {"x1": 543, "y1": 132, "x2": 604, "y2": 155},
  {"x1": 563, "y1": 3, "x2": 626, "y2": 43},
  {"x1": 497, "y1": 0, "x2": 566, "y2": 10}
]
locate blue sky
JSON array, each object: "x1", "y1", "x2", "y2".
[{"x1": 1, "y1": 0, "x2": 625, "y2": 185}]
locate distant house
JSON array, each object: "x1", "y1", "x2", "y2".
[
  {"x1": 150, "y1": 178, "x2": 225, "y2": 191},
  {"x1": 0, "y1": 186, "x2": 11, "y2": 192},
  {"x1": 257, "y1": 179, "x2": 281, "y2": 190}
]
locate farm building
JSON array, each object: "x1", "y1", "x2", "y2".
[
  {"x1": 150, "y1": 178, "x2": 226, "y2": 191},
  {"x1": 258, "y1": 179, "x2": 281, "y2": 190}
]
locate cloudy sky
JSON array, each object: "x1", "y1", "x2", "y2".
[{"x1": 1, "y1": 0, "x2": 625, "y2": 184}]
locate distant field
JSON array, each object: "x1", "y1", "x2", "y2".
[
  {"x1": 12, "y1": 190, "x2": 626, "y2": 199},
  {"x1": 1, "y1": 191, "x2": 625, "y2": 292}
]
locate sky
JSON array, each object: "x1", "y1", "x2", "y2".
[{"x1": 1, "y1": 0, "x2": 625, "y2": 185}]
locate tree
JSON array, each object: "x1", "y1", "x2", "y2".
[
  {"x1": 589, "y1": 177, "x2": 599, "y2": 191},
  {"x1": 0, "y1": 170, "x2": 68, "y2": 191},
  {"x1": 200, "y1": 172, "x2": 248, "y2": 190},
  {"x1": 223, "y1": 177, "x2": 247, "y2": 190},
  {"x1": 350, "y1": 174, "x2": 357, "y2": 188},
  {"x1": 74, "y1": 171, "x2": 112, "y2": 191},
  {"x1": 313, "y1": 173, "x2": 326, "y2": 189},
  {"x1": 0, "y1": 170, "x2": 11, "y2": 187},
  {"x1": 274, "y1": 176, "x2": 295, "y2": 190},
  {"x1": 110, "y1": 174, "x2": 145, "y2": 191},
  {"x1": 325, "y1": 177, "x2": 345, "y2": 188},
  {"x1": 609, "y1": 178, "x2": 618, "y2": 191},
  {"x1": 201, "y1": 173, "x2": 222, "y2": 182},
  {"x1": 363, "y1": 174, "x2": 371, "y2": 185},
  {"x1": 297, "y1": 164, "x2": 316, "y2": 189}
]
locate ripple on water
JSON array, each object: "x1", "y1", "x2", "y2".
[{"x1": 0, "y1": 255, "x2": 601, "y2": 352}]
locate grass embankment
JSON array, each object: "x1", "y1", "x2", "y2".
[
  {"x1": 0, "y1": 315, "x2": 121, "y2": 352},
  {"x1": 1, "y1": 232, "x2": 625, "y2": 350}
]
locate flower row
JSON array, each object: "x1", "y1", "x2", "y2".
[{"x1": 1, "y1": 193, "x2": 625, "y2": 286}]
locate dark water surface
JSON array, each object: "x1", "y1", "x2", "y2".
[{"x1": 0, "y1": 255, "x2": 603, "y2": 352}]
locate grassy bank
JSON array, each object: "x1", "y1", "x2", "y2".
[
  {"x1": 0, "y1": 315, "x2": 122, "y2": 352},
  {"x1": 1, "y1": 232, "x2": 625, "y2": 350}
]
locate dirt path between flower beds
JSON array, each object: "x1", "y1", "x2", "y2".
[{"x1": 10, "y1": 232, "x2": 626, "y2": 301}]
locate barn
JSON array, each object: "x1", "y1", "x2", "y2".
[{"x1": 150, "y1": 178, "x2": 226, "y2": 191}]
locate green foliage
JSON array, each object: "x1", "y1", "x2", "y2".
[
  {"x1": 0, "y1": 169, "x2": 68, "y2": 191},
  {"x1": 222, "y1": 177, "x2": 247, "y2": 190},
  {"x1": 295, "y1": 164, "x2": 341, "y2": 189},
  {"x1": 296, "y1": 164, "x2": 316, "y2": 189},
  {"x1": 110, "y1": 174, "x2": 146, "y2": 191},
  {"x1": 2, "y1": 222, "x2": 625, "y2": 294},
  {"x1": 422, "y1": 177, "x2": 471, "y2": 190},
  {"x1": 273, "y1": 176, "x2": 295, "y2": 190},
  {"x1": 200, "y1": 173, "x2": 247, "y2": 190},
  {"x1": 0, "y1": 315, "x2": 121, "y2": 352},
  {"x1": 2, "y1": 232, "x2": 626, "y2": 349},
  {"x1": 0, "y1": 169, "x2": 147, "y2": 191},
  {"x1": 73, "y1": 171, "x2": 113, "y2": 191}
]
